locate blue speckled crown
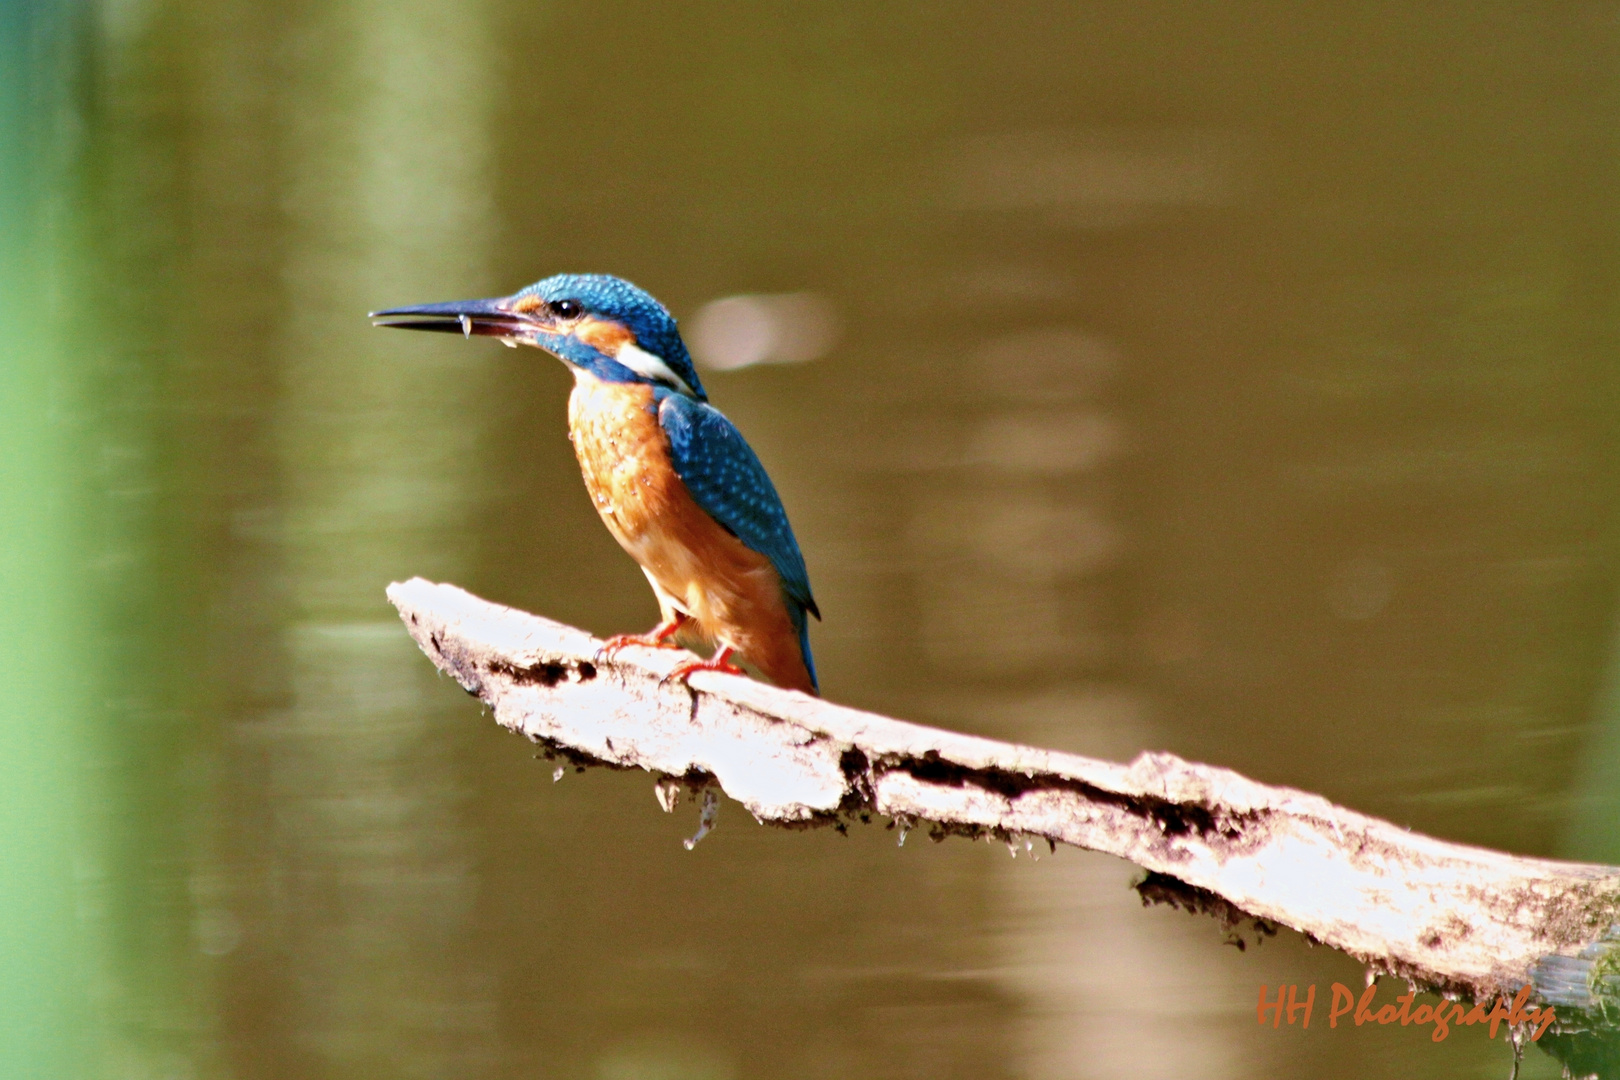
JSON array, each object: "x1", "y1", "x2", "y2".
[{"x1": 518, "y1": 274, "x2": 707, "y2": 401}]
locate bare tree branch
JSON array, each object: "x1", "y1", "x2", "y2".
[{"x1": 388, "y1": 577, "x2": 1620, "y2": 1016}]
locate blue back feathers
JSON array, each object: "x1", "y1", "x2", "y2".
[
  {"x1": 517, "y1": 273, "x2": 708, "y2": 402},
  {"x1": 657, "y1": 391, "x2": 820, "y2": 691}
]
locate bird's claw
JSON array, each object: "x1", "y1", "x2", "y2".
[
  {"x1": 660, "y1": 650, "x2": 745, "y2": 689},
  {"x1": 595, "y1": 616, "x2": 689, "y2": 663},
  {"x1": 595, "y1": 632, "x2": 681, "y2": 662}
]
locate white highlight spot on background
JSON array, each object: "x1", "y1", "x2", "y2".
[{"x1": 687, "y1": 292, "x2": 840, "y2": 371}]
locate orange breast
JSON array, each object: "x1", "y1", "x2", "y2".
[{"x1": 567, "y1": 373, "x2": 815, "y2": 693}]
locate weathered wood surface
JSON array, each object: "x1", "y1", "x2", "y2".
[{"x1": 387, "y1": 577, "x2": 1620, "y2": 1012}]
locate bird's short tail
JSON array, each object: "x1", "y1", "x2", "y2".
[
  {"x1": 795, "y1": 608, "x2": 819, "y2": 695},
  {"x1": 744, "y1": 599, "x2": 818, "y2": 695}
]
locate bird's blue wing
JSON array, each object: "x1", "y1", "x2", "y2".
[{"x1": 657, "y1": 392, "x2": 820, "y2": 626}]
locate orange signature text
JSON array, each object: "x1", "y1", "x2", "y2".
[{"x1": 1257, "y1": 983, "x2": 1556, "y2": 1042}]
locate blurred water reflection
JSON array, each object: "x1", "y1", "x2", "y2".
[{"x1": 55, "y1": 3, "x2": 1620, "y2": 1078}]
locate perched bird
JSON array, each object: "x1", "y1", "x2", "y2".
[{"x1": 371, "y1": 274, "x2": 820, "y2": 695}]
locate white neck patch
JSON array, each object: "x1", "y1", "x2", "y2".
[{"x1": 615, "y1": 340, "x2": 698, "y2": 398}]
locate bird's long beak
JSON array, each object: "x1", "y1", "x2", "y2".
[{"x1": 369, "y1": 296, "x2": 534, "y2": 340}]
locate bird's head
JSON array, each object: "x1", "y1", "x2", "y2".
[{"x1": 371, "y1": 273, "x2": 706, "y2": 400}]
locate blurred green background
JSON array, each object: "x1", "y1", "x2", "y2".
[{"x1": 7, "y1": 1, "x2": 1620, "y2": 1077}]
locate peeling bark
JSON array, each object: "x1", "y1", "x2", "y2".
[{"x1": 387, "y1": 578, "x2": 1620, "y2": 1022}]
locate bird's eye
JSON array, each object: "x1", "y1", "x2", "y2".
[{"x1": 550, "y1": 299, "x2": 583, "y2": 319}]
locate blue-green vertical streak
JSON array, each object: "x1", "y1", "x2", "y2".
[
  {"x1": 0, "y1": 2, "x2": 96, "y2": 1078},
  {"x1": 1568, "y1": 609, "x2": 1620, "y2": 863}
]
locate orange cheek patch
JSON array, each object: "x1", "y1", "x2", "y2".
[{"x1": 575, "y1": 317, "x2": 635, "y2": 354}]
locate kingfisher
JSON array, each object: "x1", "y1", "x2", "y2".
[{"x1": 371, "y1": 274, "x2": 820, "y2": 695}]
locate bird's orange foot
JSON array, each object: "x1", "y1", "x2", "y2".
[
  {"x1": 661, "y1": 647, "x2": 745, "y2": 688},
  {"x1": 596, "y1": 615, "x2": 687, "y2": 661},
  {"x1": 597, "y1": 631, "x2": 681, "y2": 657}
]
